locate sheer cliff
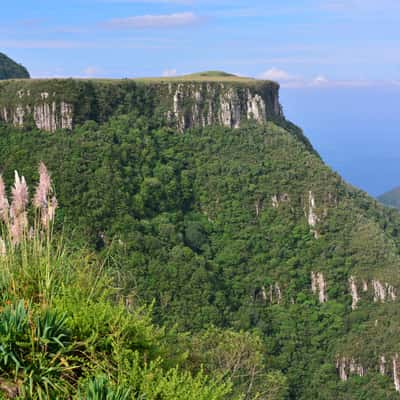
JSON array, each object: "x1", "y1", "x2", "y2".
[{"x1": 0, "y1": 77, "x2": 281, "y2": 133}]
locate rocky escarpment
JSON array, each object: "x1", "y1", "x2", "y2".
[
  {"x1": 0, "y1": 78, "x2": 282, "y2": 133},
  {"x1": 165, "y1": 81, "x2": 281, "y2": 131},
  {"x1": 348, "y1": 276, "x2": 397, "y2": 309},
  {"x1": 336, "y1": 354, "x2": 400, "y2": 392},
  {"x1": 311, "y1": 271, "x2": 328, "y2": 303}
]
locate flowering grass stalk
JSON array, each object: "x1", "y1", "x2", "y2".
[{"x1": 0, "y1": 162, "x2": 61, "y2": 305}]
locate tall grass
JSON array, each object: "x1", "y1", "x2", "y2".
[
  {"x1": 0, "y1": 163, "x2": 65, "y2": 305},
  {"x1": 0, "y1": 163, "x2": 232, "y2": 399}
]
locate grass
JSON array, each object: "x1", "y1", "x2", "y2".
[
  {"x1": 0, "y1": 71, "x2": 276, "y2": 85},
  {"x1": 0, "y1": 164, "x2": 233, "y2": 399}
]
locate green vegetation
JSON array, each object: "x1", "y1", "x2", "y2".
[
  {"x1": 0, "y1": 77, "x2": 280, "y2": 133},
  {"x1": 0, "y1": 166, "x2": 247, "y2": 399},
  {"x1": 0, "y1": 53, "x2": 30, "y2": 80},
  {"x1": 378, "y1": 187, "x2": 400, "y2": 210},
  {"x1": 134, "y1": 71, "x2": 259, "y2": 83},
  {"x1": 0, "y1": 80, "x2": 400, "y2": 398}
]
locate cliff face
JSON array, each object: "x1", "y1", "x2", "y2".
[{"x1": 0, "y1": 79, "x2": 282, "y2": 133}]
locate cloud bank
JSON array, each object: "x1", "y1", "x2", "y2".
[{"x1": 105, "y1": 12, "x2": 200, "y2": 29}]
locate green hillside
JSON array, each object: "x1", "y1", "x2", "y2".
[
  {"x1": 0, "y1": 79, "x2": 400, "y2": 398},
  {"x1": 0, "y1": 53, "x2": 30, "y2": 80},
  {"x1": 134, "y1": 70, "x2": 258, "y2": 83},
  {"x1": 378, "y1": 187, "x2": 400, "y2": 210}
]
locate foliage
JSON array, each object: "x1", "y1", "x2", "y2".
[
  {"x1": 0, "y1": 101, "x2": 400, "y2": 398},
  {"x1": 0, "y1": 167, "x2": 234, "y2": 399},
  {"x1": 0, "y1": 53, "x2": 30, "y2": 80},
  {"x1": 378, "y1": 186, "x2": 400, "y2": 210}
]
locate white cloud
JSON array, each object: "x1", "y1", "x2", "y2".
[
  {"x1": 322, "y1": 0, "x2": 400, "y2": 12},
  {"x1": 312, "y1": 75, "x2": 329, "y2": 85},
  {"x1": 281, "y1": 75, "x2": 382, "y2": 89},
  {"x1": 101, "y1": 0, "x2": 192, "y2": 3},
  {"x1": 162, "y1": 68, "x2": 178, "y2": 77},
  {"x1": 259, "y1": 67, "x2": 294, "y2": 81},
  {"x1": 0, "y1": 38, "x2": 176, "y2": 49},
  {"x1": 84, "y1": 66, "x2": 100, "y2": 77},
  {"x1": 257, "y1": 69, "x2": 384, "y2": 89},
  {"x1": 106, "y1": 12, "x2": 200, "y2": 29},
  {"x1": 109, "y1": 0, "x2": 192, "y2": 3}
]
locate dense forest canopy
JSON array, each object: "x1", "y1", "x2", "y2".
[
  {"x1": 0, "y1": 78, "x2": 400, "y2": 398},
  {"x1": 0, "y1": 53, "x2": 30, "y2": 80}
]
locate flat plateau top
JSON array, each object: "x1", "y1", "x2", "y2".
[
  {"x1": 0, "y1": 71, "x2": 277, "y2": 86},
  {"x1": 134, "y1": 71, "x2": 257, "y2": 83}
]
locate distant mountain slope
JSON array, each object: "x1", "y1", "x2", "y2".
[
  {"x1": 378, "y1": 187, "x2": 400, "y2": 210},
  {"x1": 0, "y1": 52, "x2": 30, "y2": 80}
]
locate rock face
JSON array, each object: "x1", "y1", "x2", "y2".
[
  {"x1": 348, "y1": 277, "x2": 397, "y2": 309},
  {"x1": 337, "y1": 354, "x2": 400, "y2": 393},
  {"x1": 166, "y1": 81, "x2": 281, "y2": 132},
  {"x1": 0, "y1": 79, "x2": 282, "y2": 133},
  {"x1": 306, "y1": 191, "x2": 320, "y2": 238},
  {"x1": 349, "y1": 276, "x2": 360, "y2": 310},
  {"x1": 372, "y1": 279, "x2": 397, "y2": 302},
  {"x1": 311, "y1": 271, "x2": 328, "y2": 303},
  {"x1": 394, "y1": 355, "x2": 400, "y2": 392},
  {"x1": 336, "y1": 357, "x2": 365, "y2": 381}
]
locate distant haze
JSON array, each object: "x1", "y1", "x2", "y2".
[{"x1": 281, "y1": 86, "x2": 400, "y2": 197}]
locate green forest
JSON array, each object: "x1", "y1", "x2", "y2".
[
  {"x1": 1, "y1": 100, "x2": 400, "y2": 398},
  {"x1": 0, "y1": 54, "x2": 30, "y2": 81}
]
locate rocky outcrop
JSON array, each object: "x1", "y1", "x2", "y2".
[
  {"x1": 268, "y1": 283, "x2": 282, "y2": 304},
  {"x1": 336, "y1": 357, "x2": 365, "y2": 381},
  {"x1": 380, "y1": 355, "x2": 387, "y2": 375},
  {"x1": 167, "y1": 81, "x2": 281, "y2": 132},
  {"x1": 271, "y1": 193, "x2": 290, "y2": 208},
  {"x1": 307, "y1": 191, "x2": 320, "y2": 238},
  {"x1": 336, "y1": 354, "x2": 400, "y2": 392},
  {"x1": 393, "y1": 354, "x2": 400, "y2": 392},
  {"x1": 0, "y1": 90, "x2": 73, "y2": 133},
  {"x1": 254, "y1": 283, "x2": 282, "y2": 304},
  {"x1": 372, "y1": 280, "x2": 397, "y2": 302},
  {"x1": 348, "y1": 277, "x2": 397, "y2": 309},
  {"x1": 0, "y1": 78, "x2": 282, "y2": 133},
  {"x1": 311, "y1": 271, "x2": 328, "y2": 303},
  {"x1": 349, "y1": 276, "x2": 360, "y2": 310}
]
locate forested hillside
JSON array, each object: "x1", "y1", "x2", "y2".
[
  {"x1": 1, "y1": 78, "x2": 400, "y2": 398},
  {"x1": 0, "y1": 53, "x2": 30, "y2": 80},
  {"x1": 379, "y1": 187, "x2": 400, "y2": 210}
]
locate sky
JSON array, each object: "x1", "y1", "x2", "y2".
[{"x1": 2, "y1": 0, "x2": 400, "y2": 195}]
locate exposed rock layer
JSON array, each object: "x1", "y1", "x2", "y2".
[
  {"x1": 0, "y1": 79, "x2": 282, "y2": 133},
  {"x1": 311, "y1": 271, "x2": 327, "y2": 303}
]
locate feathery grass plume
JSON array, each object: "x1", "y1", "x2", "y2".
[
  {"x1": 33, "y1": 161, "x2": 57, "y2": 229},
  {"x1": 47, "y1": 196, "x2": 58, "y2": 225},
  {"x1": 11, "y1": 171, "x2": 29, "y2": 216},
  {"x1": 0, "y1": 163, "x2": 61, "y2": 303},
  {"x1": 33, "y1": 161, "x2": 51, "y2": 209},
  {"x1": 0, "y1": 237, "x2": 6, "y2": 256},
  {"x1": 0, "y1": 174, "x2": 9, "y2": 224},
  {"x1": 10, "y1": 171, "x2": 29, "y2": 245}
]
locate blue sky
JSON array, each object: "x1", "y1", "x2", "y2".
[
  {"x1": 2, "y1": 0, "x2": 400, "y2": 195},
  {"x1": 3, "y1": 0, "x2": 400, "y2": 81}
]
